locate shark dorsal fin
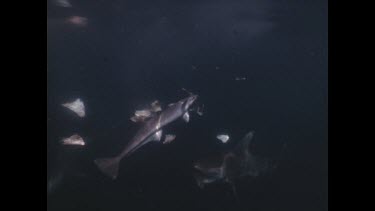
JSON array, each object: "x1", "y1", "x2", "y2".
[{"x1": 232, "y1": 131, "x2": 254, "y2": 157}]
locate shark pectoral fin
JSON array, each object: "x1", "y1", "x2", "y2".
[
  {"x1": 183, "y1": 112, "x2": 190, "y2": 123},
  {"x1": 94, "y1": 157, "x2": 121, "y2": 180},
  {"x1": 163, "y1": 134, "x2": 176, "y2": 144}
]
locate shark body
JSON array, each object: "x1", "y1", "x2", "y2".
[{"x1": 95, "y1": 95, "x2": 197, "y2": 179}]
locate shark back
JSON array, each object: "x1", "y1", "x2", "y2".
[
  {"x1": 119, "y1": 103, "x2": 185, "y2": 158},
  {"x1": 94, "y1": 95, "x2": 197, "y2": 179}
]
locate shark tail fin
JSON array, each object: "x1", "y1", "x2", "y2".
[{"x1": 94, "y1": 157, "x2": 120, "y2": 180}]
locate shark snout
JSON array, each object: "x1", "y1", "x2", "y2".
[
  {"x1": 184, "y1": 95, "x2": 198, "y2": 110},
  {"x1": 188, "y1": 95, "x2": 198, "y2": 105}
]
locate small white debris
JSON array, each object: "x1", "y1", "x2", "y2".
[
  {"x1": 66, "y1": 16, "x2": 88, "y2": 27},
  {"x1": 55, "y1": 0, "x2": 72, "y2": 7},
  {"x1": 135, "y1": 110, "x2": 152, "y2": 118},
  {"x1": 216, "y1": 134, "x2": 230, "y2": 143},
  {"x1": 130, "y1": 109, "x2": 151, "y2": 123},
  {"x1": 163, "y1": 134, "x2": 176, "y2": 144},
  {"x1": 62, "y1": 98, "x2": 85, "y2": 117},
  {"x1": 61, "y1": 134, "x2": 85, "y2": 146},
  {"x1": 235, "y1": 77, "x2": 247, "y2": 81},
  {"x1": 130, "y1": 116, "x2": 137, "y2": 122},
  {"x1": 150, "y1": 100, "x2": 162, "y2": 112}
]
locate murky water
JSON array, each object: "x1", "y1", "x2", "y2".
[{"x1": 47, "y1": 0, "x2": 327, "y2": 210}]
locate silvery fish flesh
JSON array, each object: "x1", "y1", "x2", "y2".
[
  {"x1": 62, "y1": 98, "x2": 85, "y2": 118},
  {"x1": 61, "y1": 134, "x2": 85, "y2": 146},
  {"x1": 217, "y1": 134, "x2": 230, "y2": 143}
]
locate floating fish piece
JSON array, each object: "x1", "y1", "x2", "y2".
[
  {"x1": 66, "y1": 16, "x2": 88, "y2": 27},
  {"x1": 95, "y1": 95, "x2": 198, "y2": 179},
  {"x1": 131, "y1": 110, "x2": 153, "y2": 123},
  {"x1": 217, "y1": 134, "x2": 230, "y2": 143},
  {"x1": 62, "y1": 98, "x2": 85, "y2": 117},
  {"x1": 235, "y1": 77, "x2": 247, "y2": 81},
  {"x1": 135, "y1": 110, "x2": 152, "y2": 118},
  {"x1": 60, "y1": 134, "x2": 85, "y2": 146},
  {"x1": 130, "y1": 116, "x2": 138, "y2": 123},
  {"x1": 150, "y1": 100, "x2": 162, "y2": 112},
  {"x1": 130, "y1": 116, "x2": 149, "y2": 123},
  {"x1": 130, "y1": 101, "x2": 163, "y2": 123},
  {"x1": 163, "y1": 134, "x2": 176, "y2": 144},
  {"x1": 55, "y1": 0, "x2": 72, "y2": 7}
]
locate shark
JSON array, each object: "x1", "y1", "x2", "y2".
[
  {"x1": 193, "y1": 131, "x2": 273, "y2": 198},
  {"x1": 94, "y1": 95, "x2": 198, "y2": 179}
]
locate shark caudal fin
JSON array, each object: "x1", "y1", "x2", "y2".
[{"x1": 94, "y1": 157, "x2": 120, "y2": 180}]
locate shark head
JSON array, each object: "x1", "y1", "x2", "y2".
[{"x1": 182, "y1": 94, "x2": 198, "y2": 111}]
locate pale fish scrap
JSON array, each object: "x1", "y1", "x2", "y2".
[
  {"x1": 150, "y1": 100, "x2": 162, "y2": 112},
  {"x1": 235, "y1": 77, "x2": 247, "y2": 81},
  {"x1": 130, "y1": 100, "x2": 162, "y2": 123},
  {"x1": 61, "y1": 134, "x2": 85, "y2": 146},
  {"x1": 216, "y1": 134, "x2": 230, "y2": 143},
  {"x1": 163, "y1": 134, "x2": 176, "y2": 144},
  {"x1": 62, "y1": 98, "x2": 85, "y2": 117},
  {"x1": 55, "y1": 0, "x2": 72, "y2": 7}
]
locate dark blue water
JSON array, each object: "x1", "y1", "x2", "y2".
[{"x1": 47, "y1": 0, "x2": 327, "y2": 210}]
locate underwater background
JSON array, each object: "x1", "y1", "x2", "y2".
[{"x1": 47, "y1": 0, "x2": 327, "y2": 210}]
